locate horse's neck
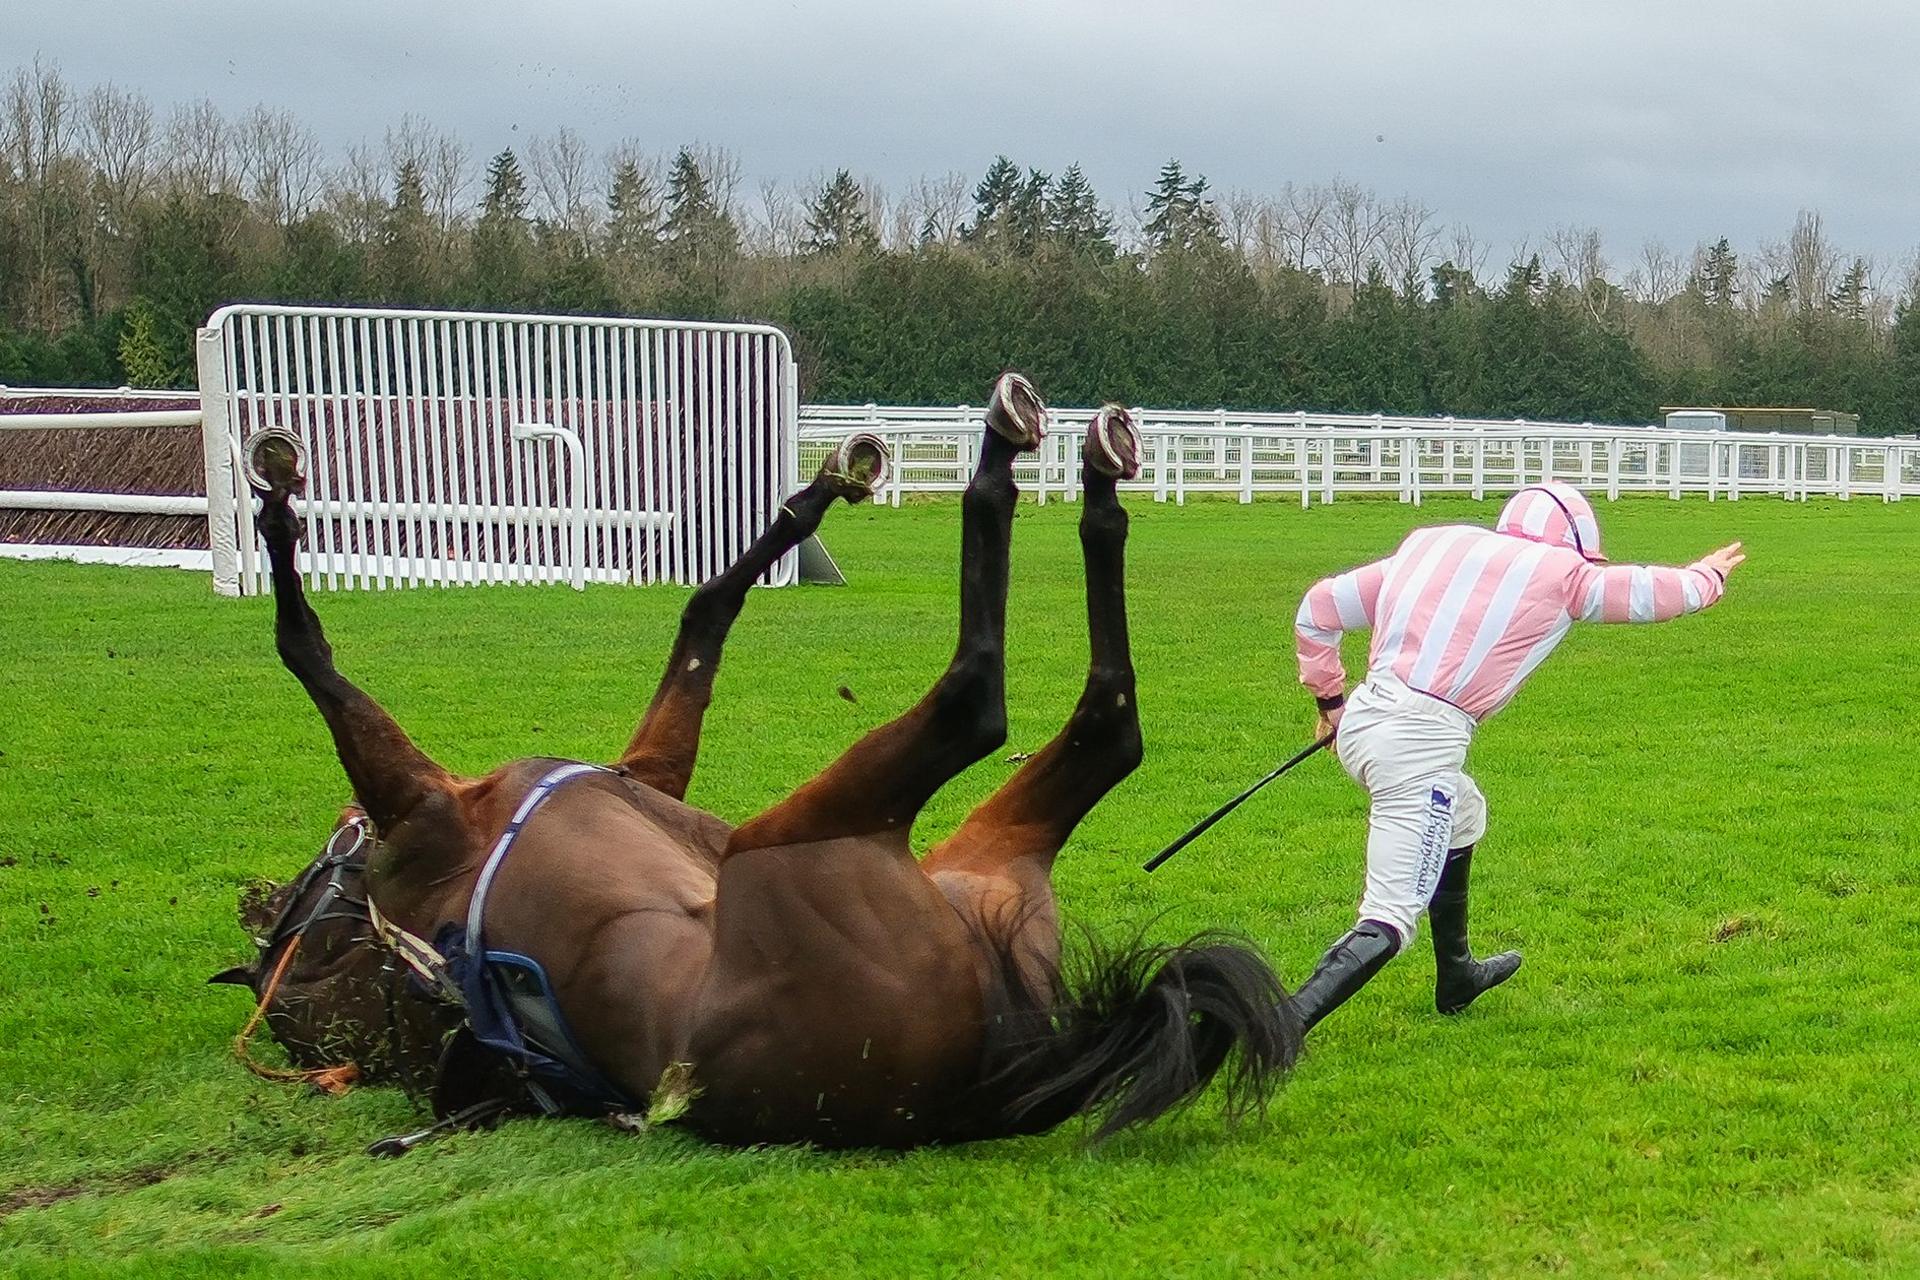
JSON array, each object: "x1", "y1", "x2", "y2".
[{"x1": 364, "y1": 829, "x2": 482, "y2": 941}]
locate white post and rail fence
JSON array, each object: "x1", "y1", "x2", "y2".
[{"x1": 5, "y1": 305, "x2": 1915, "y2": 598}]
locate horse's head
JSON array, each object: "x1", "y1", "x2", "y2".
[{"x1": 210, "y1": 808, "x2": 458, "y2": 1089}]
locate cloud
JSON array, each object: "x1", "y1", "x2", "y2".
[{"x1": 17, "y1": 0, "x2": 1920, "y2": 263}]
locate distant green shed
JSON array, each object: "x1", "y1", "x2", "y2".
[{"x1": 1660, "y1": 407, "x2": 1860, "y2": 436}]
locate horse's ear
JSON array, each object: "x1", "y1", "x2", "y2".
[{"x1": 208, "y1": 966, "x2": 256, "y2": 987}]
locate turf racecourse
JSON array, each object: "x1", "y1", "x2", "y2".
[{"x1": 4, "y1": 493, "x2": 1918, "y2": 1278}]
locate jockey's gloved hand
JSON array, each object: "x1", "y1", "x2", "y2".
[{"x1": 1315, "y1": 694, "x2": 1345, "y2": 741}]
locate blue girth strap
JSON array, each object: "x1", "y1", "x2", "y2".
[
  {"x1": 441, "y1": 760, "x2": 637, "y2": 1115},
  {"x1": 467, "y1": 762, "x2": 605, "y2": 943}
]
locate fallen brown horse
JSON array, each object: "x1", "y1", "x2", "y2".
[{"x1": 220, "y1": 373, "x2": 1302, "y2": 1148}]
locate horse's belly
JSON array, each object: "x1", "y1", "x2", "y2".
[{"x1": 682, "y1": 839, "x2": 986, "y2": 1147}]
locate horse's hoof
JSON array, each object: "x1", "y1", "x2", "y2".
[
  {"x1": 1086, "y1": 405, "x2": 1141, "y2": 480},
  {"x1": 820, "y1": 432, "x2": 890, "y2": 503},
  {"x1": 243, "y1": 427, "x2": 308, "y2": 497},
  {"x1": 984, "y1": 371, "x2": 1046, "y2": 451}
]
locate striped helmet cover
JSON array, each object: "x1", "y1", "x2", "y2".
[{"x1": 1493, "y1": 482, "x2": 1606, "y2": 562}]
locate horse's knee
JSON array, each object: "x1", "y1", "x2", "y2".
[
  {"x1": 681, "y1": 578, "x2": 735, "y2": 634},
  {"x1": 933, "y1": 648, "x2": 1007, "y2": 758},
  {"x1": 1076, "y1": 666, "x2": 1142, "y2": 775}
]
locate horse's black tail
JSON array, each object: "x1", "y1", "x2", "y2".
[{"x1": 967, "y1": 930, "x2": 1304, "y2": 1143}]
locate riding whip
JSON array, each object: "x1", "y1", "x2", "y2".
[{"x1": 1141, "y1": 732, "x2": 1335, "y2": 873}]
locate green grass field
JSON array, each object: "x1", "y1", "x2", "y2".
[{"x1": 4, "y1": 493, "x2": 1919, "y2": 1278}]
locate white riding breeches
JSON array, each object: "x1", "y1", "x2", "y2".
[{"x1": 1334, "y1": 675, "x2": 1487, "y2": 949}]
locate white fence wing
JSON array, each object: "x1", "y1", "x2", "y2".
[{"x1": 198, "y1": 305, "x2": 800, "y2": 596}]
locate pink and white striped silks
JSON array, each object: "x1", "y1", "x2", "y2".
[{"x1": 1295, "y1": 485, "x2": 1727, "y2": 722}]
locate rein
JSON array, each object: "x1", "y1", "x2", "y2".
[{"x1": 232, "y1": 816, "x2": 380, "y2": 1094}]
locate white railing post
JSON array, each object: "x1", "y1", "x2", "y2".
[
  {"x1": 195, "y1": 324, "x2": 242, "y2": 597},
  {"x1": 1214, "y1": 408, "x2": 1228, "y2": 485},
  {"x1": 1153, "y1": 419, "x2": 1169, "y2": 503},
  {"x1": 1295, "y1": 411, "x2": 1310, "y2": 507},
  {"x1": 1321, "y1": 423, "x2": 1336, "y2": 505},
  {"x1": 1402, "y1": 428, "x2": 1419, "y2": 505}
]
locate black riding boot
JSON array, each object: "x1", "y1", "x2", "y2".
[
  {"x1": 1429, "y1": 844, "x2": 1522, "y2": 1015},
  {"x1": 1291, "y1": 919, "x2": 1400, "y2": 1032}
]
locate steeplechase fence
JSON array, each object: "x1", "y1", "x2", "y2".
[{"x1": 2, "y1": 305, "x2": 800, "y2": 594}]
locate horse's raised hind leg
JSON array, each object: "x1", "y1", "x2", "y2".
[
  {"x1": 248, "y1": 437, "x2": 453, "y2": 835},
  {"x1": 723, "y1": 373, "x2": 1047, "y2": 855},
  {"x1": 617, "y1": 434, "x2": 888, "y2": 799},
  {"x1": 923, "y1": 407, "x2": 1145, "y2": 911}
]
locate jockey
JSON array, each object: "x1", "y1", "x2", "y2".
[{"x1": 1291, "y1": 482, "x2": 1744, "y2": 1030}]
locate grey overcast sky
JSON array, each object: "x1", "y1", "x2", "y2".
[{"x1": 17, "y1": 0, "x2": 1920, "y2": 267}]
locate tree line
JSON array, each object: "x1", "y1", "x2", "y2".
[{"x1": 6, "y1": 59, "x2": 1920, "y2": 431}]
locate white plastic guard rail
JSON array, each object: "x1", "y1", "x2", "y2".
[{"x1": 798, "y1": 404, "x2": 1919, "y2": 507}]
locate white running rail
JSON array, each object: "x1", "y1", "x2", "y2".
[
  {"x1": 799, "y1": 404, "x2": 1920, "y2": 507},
  {"x1": 7, "y1": 385, "x2": 1914, "y2": 591}
]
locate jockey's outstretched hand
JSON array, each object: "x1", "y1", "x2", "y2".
[
  {"x1": 1701, "y1": 541, "x2": 1746, "y2": 580},
  {"x1": 1315, "y1": 702, "x2": 1344, "y2": 742}
]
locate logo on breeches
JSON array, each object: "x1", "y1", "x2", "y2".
[{"x1": 1414, "y1": 786, "x2": 1456, "y2": 901}]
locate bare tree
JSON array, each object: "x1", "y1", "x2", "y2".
[
  {"x1": 164, "y1": 98, "x2": 235, "y2": 195},
  {"x1": 901, "y1": 171, "x2": 969, "y2": 245},
  {"x1": 1546, "y1": 224, "x2": 1607, "y2": 287},
  {"x1": 1785, "y1": 209, "x2": 1839, "y2": 315},
  {"x1": 858, "y1": 176, "x2": 896, "y2": 250},
  {"x1": 1277, "y1": 181, "x2": 1329, "y2": 271},
  {"x1": 1628, "y1": 239, "x2": 1683, "y2": 303},
  {"x1": 748, "y1": 177, "x2": 803, "y2": 258},
  {"x1": 1314, "y1": 177, "x2": 1384, "y2": 289},
  {"x1": 2, "y1": 58, "x2": 79, "y2": 328},
  {"x1": 234, "y1": 105, "x2": 323, "y2": 226},
  {"x1": 324, "y1": 143, "x2": 388, "y2": 245},
  {"x1": 1218, "y1": 188, "x2": 1264, "y2": 263},
  {"x1": 1, "y1": 58, "x2": 72, "y2": 188},
  {"x1": 79, "y1": 83, "x2": 154, "y2": 217},
  {"x1": 1378, "y1": 195, "x2": 1442, "y2": 298},
  {"x1": 1546, "y1": 224, "x2": 1612, "y2": 319},
  {"x1": 527, "y1": 126, "x2": 596, "y2": 248},
  {"x1": 1442, "y1": 223, "x2": 1492, "y2": 283}
]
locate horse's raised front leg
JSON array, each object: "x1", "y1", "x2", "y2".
[
  {"x1": 617, "y1": 434, "x2": 888, "y2": 799},
  {"x1": 723, "y1": 373, "x2": 1047, "y2": 855},
  {"x1": 248, "y1": 435, "x2": 454, "y2": 838},
  {"x1": 924, "y1": 407, "x2": 1145, "y2": 927}
]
